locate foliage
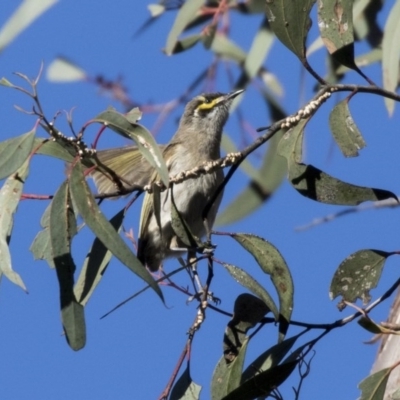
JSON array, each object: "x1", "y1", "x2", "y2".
[{"x1": 1, "y1": 0, "x2": 400, "y2": 399}]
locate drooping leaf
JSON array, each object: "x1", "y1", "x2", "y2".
[
  {"x1": 92, "y1": 109, "x2": 169, "y2": 186},
  {"x1": 236, "y1": 17, "x2": 273, "y2": 87},
  {"x1": 170, "y1": 185, "x2": 202, "y2": 249},
  {"x1": 49, "y1": 181, "x2": 84, "y2": 351},
  {"x1": 217, "y1": 131, "x2": 286, "y2": 226},
  {"x1": 358, "y1": 368, "x2": 392, "y2": 400},
  {"x1": 318, "y1": 0, "x2": 357, "y2": 70},
  {"x1": 220, "y1": 359, "x2": 298, "y2": 400},
  {"x1": 0, "y1": 161, "x2": 29, "y2": 291},
  {"x1": 241, "y1": 333, "x2": 301, "y2": 382},
  {"x1": 46, "y1": 57, "x2": 87, "y2": 82},
  {"x1": 30, "y1": 202, "x2": 54, "y2": 268},
  {"x1": 224, "y1": 294, "x2": 269, "y2": 363},
  {"x1": 0, "y1": 130, "x2": 35, "y2": 180},
  {"x1": 33, "y1": 138, "x2": 75, "y2": 162},
  {"x1": 69, "y1": 162, "x2": 163, "y2": 301},
  {"x1": 169, "y1": 34, "x2": 201, "y2": 54},
  {"x1": 330, "y1": 249, "x2": 394, "y2": 308},
  {"x1": 211, "y1": 338, "x2": 250, "y2": 400},
  {"x1": 222, "y1": 263, "x2": 278, "y2": 321},
  {"x1": 74, "y1": 209, "x2": 125, "y2": 306},
  {"x1": 170, "y1": 365, "x2": 202, "y2": 400},
  {"x1": 358, "y1": 315, "x2": 400, "y2": 336},
  {"x1": 329, "y1": 99, "x2": 366, "y2": 157},
  {"x1": 210, "y1": 34, "x2": 246, "y2": 64},
  {"x1": 382, "y1": 0, "x2": 400, "y2": 115},
  {"x1": 265, "y1": 0, "x2": 315, "y2": 62},
  {"x1": 292, "y1": 162, "x2": 396, "y2": 205},
  {"x1": 231, "y1": 234, "x2": 293, "y2": 341},
  {"x1": 0, "y1": 0, "x2": 58, "y2": 53},
  {"x1": 165, "y1": 0, "x2": 205, "y2": 55}
]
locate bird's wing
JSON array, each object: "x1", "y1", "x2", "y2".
[{"x1": 92, "y1": 145, "x2": 165, "y2": 195}]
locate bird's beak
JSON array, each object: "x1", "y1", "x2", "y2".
[{"x1": 226, "y1": 89, "x2": 244, "y2": 101}]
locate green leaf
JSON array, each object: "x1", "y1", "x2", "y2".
[
  {"x1": 0, "y1": 161, "x2": 29, "y2": 291},
  {"x1": 33, "y1": 138, "x2": 75, "y2": 162},
  {"x1": 210, "y1": 34, "x2": 246, "y2": 64},
  {"x1": 169, "y1": 34, "x2": 201, "y2": 54},
  {"x1": 165, "y1": 0, "x2": 205, "y2": 55},
  {"x1": 220, "y1": 359, "x2": 298, "y2": 400},
  {"x1": 217, "y1": 131, "x2": 286, "y2": 226},
  {"x1": 170, "y1": 185, "x2": 202, "y2": 248},
  {"x1": 330, "y1": 249, "x2": 394, "y2": 307},
  {"x1": 74, "y1": 209, "x2": 125, "y2": 306},
  {"x1": 329, "y1": 99, "x2": 366, "y2": 157},
  {"x1": 46, "y1": 57, "x2": 86, "y2": 82},
  {"x1": 265, "y1": 0, "x2": 315, "y2": 62},
  {"x1": 30, "y1": 203, "x2": 54, "y2": 268},
  {"x1": 222, "y1": 263, "x2": 278, "y2": 321},
  {"x1": 240, "y1": 18, "x2": 274, "y2": 82},
  {"x1": 147, "y1": 4, "x2": 165, "y2": 18},
  {"x1": 318, "y1": 0, "x2": 357, "y2": 69},
  {"x1": 231, "y1": 234, "x2": 294, "y2": 341},
  {"x1": 241, "y1": 333, "x2": 301, "y2": 382},
  {"x1": 170, "y1": 366, "x2": 202, "y2": 400},
  {"x1": 0, "y1": 130, "x2": 35, "y2": 180},
  {"x1": 50, "y1": 181, "x2": 84, "y2": 351},
  {"x1": 92, "y1": 109, "x2": 169, "y2": 186},
  {"x1": 211, "y1": 338, "x2": 250, "y2": 400},
  {"x1": 358, "y1": 368, "x2": 392, "y2": 400},
  {"x1": 0, "y1": 0, "x2": 58, "y2": 53},
  {"x1": 289, "y1": 162, "x2": 397, "y2": 205},
  {"x1": 69, "y1": 162, "x2": 163, "y2": 301},
  {"x1": 382, "y1": 0, "x2": 400, "y2": 115}
]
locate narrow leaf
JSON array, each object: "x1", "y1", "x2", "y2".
[
  {"x1": 241, "y1": 334, "x2": 300, "y2": 382},
  {"x1": 382, "y1": 0, "x2": 400, "y2": 115},
  {"x1": 358, "y1": 368, "x2": 392, "y2": 400},
  {"x1": 170, "y1": 366, "x2": 201, "y2": 400},
  {"x1": 92, "y1": 109, "x2": 169, "y2": 186},
  {"x1": 222, "y1": 263, "x2": 278, "y2": 320},
  {"x1": 288, "y1": 162, "x2": 396, "y2": 205},
  {"x1": 318, "y1": 0, "x2": 357, "y2": 69},
  {"x1": 330, "y1": 249, "x2": 394, "y2": 307},
  {"x1": 33, "y1": 138, "x2": 75, "y2": 162},
  {"x1": 170, "y1": 34, "x2": 201, "y2": 54},
  {"x1": 265, "y1": 0, "x2": 315, "y2": 62},
  {"x1": 165, "y1": 0, "x2": 205, "y2": 55},
  {"x1": 210, "y1": 34, "x2": 246, "y2": 64},
  {"x1": 69, "y1": 162, "x2": 163, "y2": 301},
  {"x1": 47, "y1": 57, "x2": 87, "y2": 82},
  {"x1": 0, "y1": 0, "x2": 58, "y2": 53},
  {"x1": 232, "y1": 234, "x2": 294, "y2": 341},
  {"x1": 0, "y1": 130, "x2": 35, "y2": 180},
  {"x1": 329, "y1": 99, "x2": 366, "y2": 157},
  {"x1": 74, "y1": 209, "x2": 125, "y2": 306},
  {"x1": 50, "y1": 181, "x2": 84, "y2": 350},
  {"x1": 0, "y1": 161, "x2": 29, "y2": 291}
]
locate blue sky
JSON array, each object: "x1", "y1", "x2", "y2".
[{"x1": 0, "y1": 1, "x2": 399, "y2": 399}]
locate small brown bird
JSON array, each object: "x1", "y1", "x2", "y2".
[{"x1": 92, "y1": 89, "x2": 243, "y2": 271}]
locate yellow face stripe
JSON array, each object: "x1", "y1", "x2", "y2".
[{"x1": 196, "y1": 95, "x2": 223, "y2": 111}]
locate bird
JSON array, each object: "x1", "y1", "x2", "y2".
[{"x1": 92, "y1": 89, "x2": 243, "y2": 271}]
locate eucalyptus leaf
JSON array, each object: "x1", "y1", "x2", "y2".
[
  {"x1": 0, "y1": 130, "x2": 35, "y2": 180},
  {"x1": 69, "y1": 162, "x2": 163, "y2": 301},
  {"x1": 165, "y1": 0, "x2": 204, "y2": 55},
  {"x1": 232, "y1": 233, "x2": 293, "y2": 341},
  {"x1": 265, "y1": 0, "x2": 315, "y2": 62},
  {"x1": 0, "y1": 161, "x2": 29, "y2": 291},
  {"x1": 329, "y1": 99, "x2": 366, "y2": 157},
  {"x1": 74, "y1": 209, "x2": 125, "y2": 306},
  {"x1": 382, "y1": 0, "x2": 400, "y2": 115},
  {"x1": 358, "y1": 368, "x2": 392, "y2": 400},
  {"x1": 92, "y1": 109, "x2": 169, "y2": 186},
  {"x1": 330, "y1": 249, "x2": 393, "y2": 308},
  {"x1": 50, "y1": 181, "x2": 84, "y2": 351},
  {"x1": 47, "y1": 57, "x2": 86, "y2": 82},
  {"x1": 170, "y1": 366, "x2": 201, "y2": 400}
]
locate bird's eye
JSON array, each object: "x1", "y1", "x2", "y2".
[{"x1": 203, "y1": 98, "x2": 211, "y2": 104}]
